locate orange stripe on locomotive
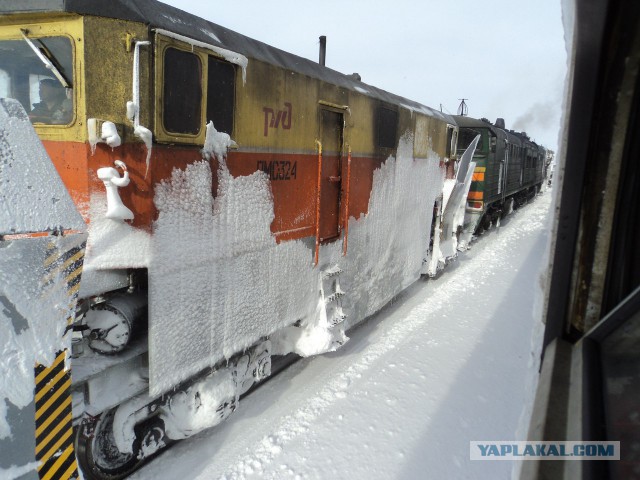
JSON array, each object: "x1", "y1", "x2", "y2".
[{"x1": 41, "y1": 137, "x2": 386, "y2": 243}]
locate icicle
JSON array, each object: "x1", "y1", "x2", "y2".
[
  {"x1": 128, "y1": 41, "x2": 153, "y2": 177},
  {"x1": 134, "y1": 125, "x2": 153, "y2": 177}
]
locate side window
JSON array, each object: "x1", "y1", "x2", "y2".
[
  {"x1": 206, "y1": 56, "x2": 235, "y2": 135},
  {"x1": 163, "y1": 47, "x2": 202, "y2": 134},
  {"x1": 376, "y1": 106, "x2": 398, "y2": 148}
]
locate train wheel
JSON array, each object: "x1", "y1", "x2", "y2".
[{"x1": 75, "y1": 409, "x2": 143, "y2": 480}]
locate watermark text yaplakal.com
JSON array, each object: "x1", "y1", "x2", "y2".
[{"x1": 470, "y1": 442, "x2": 620, "y2": 460}]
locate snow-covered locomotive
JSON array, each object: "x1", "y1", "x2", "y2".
[
  {"x1": 0, "y1": 1, "x2": 544, "y2": 479},
  {"x1": 453, "y1": 115, "x2": 548, "y2": 245}
]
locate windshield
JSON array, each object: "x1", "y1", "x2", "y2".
[{"x1": 0, "y1": 36, "x2": 73, "y2": 125}]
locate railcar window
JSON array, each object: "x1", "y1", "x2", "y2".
[
  {"x1": 598, "y1": 307, "x2": 640, "y2": 480},
  {"x1": 163, "y1": 47, "x2": 202, "y2": 135},
  {"x1": 376, "y1": 106, "x2": 398, "y2": 148},
  {"x1": 206, "y1": 56, "x2": 235, "y2": 135},
  {"x1": 0, "y1": 36, "x2": 73, "y2": 125}
]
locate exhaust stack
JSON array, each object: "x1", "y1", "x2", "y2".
[{"x1": 319, "y1": 36, "x2": 326, "y2": 66}]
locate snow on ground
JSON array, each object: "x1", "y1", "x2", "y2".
[{"x1": 131, "y1": 190, "x2": 553, "y2": 480}]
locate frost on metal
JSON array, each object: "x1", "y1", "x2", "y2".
[
  {"x1": 0, "y1": 236, "x2": 81, "y2": 422},
  {"x1": 127, "y1": 40, "x2": 153, "y2": 177},
  {"x1": 271, "y1": 297, "x2": 347, "y2": 357},
  {"x1": 147, "y1": 132, "x2": 445, "y2": 396},
  {"x1": 434, "y1": 135, "x2": 479, "y2": 266},
  {"x1": 135, "y1": 125, "x2": 153, "y2": 177},
  {"x1": 0, "y1": 99, "x2": 86, "y2": 448},
  {"x1": 202, "y1": 121, "x2": 237, "y2": 161},
  {"x1": 83, "y1": 191, "x2": 151, "y2": 270},
  {"x1": 154, "y1": 29, "x2": 249, "y2": 84},
  {"x1": 160, "y1": 368, "x2": 237, "y2": 440},
  {"x1": 318, "y1": 133, "x2": 445, "y2": 323},
  {"x1": 97, "y1": 161, "x2": 134, "y2": 221},
  {"x1": 0, "y1": 98, "x2": 85, "y2": 235},
  {"x1": 0, "y1": 462, "x2": 40, "y2": 480},
  {"x1": 148, "y1": 159, "x2": 317, "y2": 396},
  {"x1": 88, "y1": 119, "x2": 122, "y2": 153}
]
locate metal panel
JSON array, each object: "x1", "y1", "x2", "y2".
[
  {"x1": 0, "y1": 234, "x2": 86, "y2": 480},
  {"x1": 0, "y1": 98, "x2": 85, "y2": 235}
]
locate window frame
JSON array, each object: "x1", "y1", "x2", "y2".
[
  {"x1": 0, "y1": 25, "x2": 80, "y2": 133},
  {"x1": 154, "y1": 33, "x2": 237, "y2": 145},
  {"x1": 161, "y1": 46, "x2": 203, "y2": 136}
]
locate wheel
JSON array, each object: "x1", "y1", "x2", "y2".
[{"x1": 75, "y1": 409, "x2": 143, "y2": 480}]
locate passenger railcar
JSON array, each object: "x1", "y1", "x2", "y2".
[
  {"x1": 453, "y1": 115, "x2": 546, "y2": 237},
  {"x1": 0, "y1": 1, "x2": 473, "y2": 479}
]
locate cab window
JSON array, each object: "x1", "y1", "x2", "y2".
[
  {"x1": 0, "y1": 36, "x2": 73, "y2": 125},
  {"x1": 458, "y1": 127, "x2": 483, "y2": 153}
]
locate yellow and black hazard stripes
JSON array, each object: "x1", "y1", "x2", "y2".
[
  {"x1": 33, "y1": 238, "x2": 86, "y2": 479},
  {"x1": 42, "y1": 240, "x2": 86, "y2": 327},
  {"x1": 34, "y1": 352, "x2": 78, "y2": 480}
]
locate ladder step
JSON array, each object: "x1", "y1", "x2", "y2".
[
  {"x1": 322, "y1": 265, "x2": 343, "y2": 278},
  {"x1": 325, "y1": 291, "x2": 345, "y2": 304},
  {"x1": 329, "y1": 310, "x2": 347, "y2": 328}
]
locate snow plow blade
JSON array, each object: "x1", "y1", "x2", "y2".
[{"x1": 0, "y1": 99, "x2": 86, "y2": 480}]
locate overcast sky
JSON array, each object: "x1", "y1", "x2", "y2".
[{"x1": 158, "y1": 0, "x2": 566, "y2": 153}]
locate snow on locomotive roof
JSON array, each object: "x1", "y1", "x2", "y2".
[
  {"x1": 453, "y1": 115, "x2": 545, "y2": 148},
  {"x1": 452, "y1": 115, "x2": 498, "y2": 129},
  {"x1": 0, "y1": 0, "x2": 452, "y2": 123}
]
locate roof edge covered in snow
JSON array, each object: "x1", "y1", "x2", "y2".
[{"x1": 0, "y1": 0, "x2": 452, "y2": 123}]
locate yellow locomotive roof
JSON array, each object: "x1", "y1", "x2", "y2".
[{"x1": 0, "y1": 0, "x2": 454, "y2": 124}]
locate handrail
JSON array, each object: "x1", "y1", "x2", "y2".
[
  {"x1": 314, "y1": 139, "x2": 323, "y2": 266},
  {"x1": 343, "y1": 145, "x2": 352, "y2": 256}
]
